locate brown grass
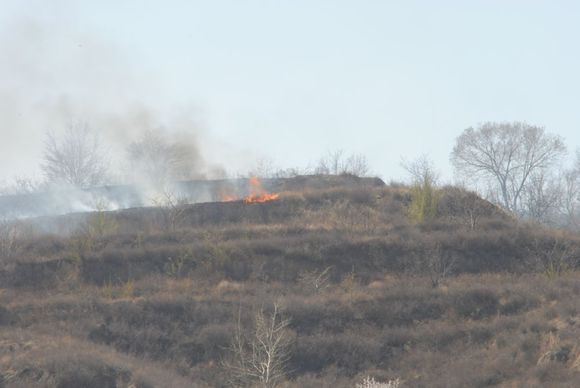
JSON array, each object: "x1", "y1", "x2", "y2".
[{"x1": 2, "y1": 182, "x2": 580, "y2": 386}]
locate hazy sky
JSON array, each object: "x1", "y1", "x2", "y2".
[{"x1": 1, "y1": 0, "x2": 579, "y2": 183}]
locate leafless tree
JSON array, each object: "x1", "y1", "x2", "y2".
[
  {"x1": 42, "y1": 122, "x2": 109, "y2": 188},
  {"x1": 272, "y1": 167, "x2": 306, "y2": 178},
  {"x1": 315, "y1": 150, "x2": 370, "y2": 176},
  {"x1": 127, "y1": 129, "x2": 201, "y2": 186},
  {"x1": 401, "y1": 154, "x2": 439, "y2": 185},
  {"x1": 151, "y1": 189, "x2": 189, "y2": 232},
  {"x1": 249, "y1": 157, "x2": 277, "y2": 179},
  {"x1": 451, "y1": 122, "x2": 566, "y2": 216},
  {"x1": 345, "y1": 153, "x2": 370, "y2": 176},
  {"x1": 226, "y1": 303, "x2": 292, "y2": 387},
  {"x1": 0, "y1": 176, "x2": 43, "y2": 195},
  {"x1": 421, "y1": 242, "x2": 456, "y2": 287},
  {"x1": 249, "y1": 158, "x2": 308, "y2": 179},
  {"x1": 520, "y1": 171, "x2": 564, "y2": 225},
  {"x1": 518, "y1": 151, "x2": 580, "y2": 227}
]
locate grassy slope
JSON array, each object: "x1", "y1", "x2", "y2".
[{"x1": 1, "y1": 178, "x2": 580, "y2": 387}]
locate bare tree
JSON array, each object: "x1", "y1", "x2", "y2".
[
  {"x1": 226, "y1": 303, "x2": 292, "y2": 387},
  {"x1": 249, "y1": 158, "x2": 308, "y2": 179},
  {"x1": 401, "y1": 154, "x2": 439, "y2": 186},
  {"x1": 345, "y1": 153, "x2": 370, "y2": 177},
  {"x1": 315, "y1": 149, "x2": 345, "y2": 175},
  {"x1": 510, "y1": 149, "x2": 580, "y2": 228},
  {"x1": 127, "y1": 129, "x2": 202, "y2": 186},
  {"x1": 520, "y1": 171, "x2": 564, "y2": 225},
  {"x1": 315, "y1": 150, "x2": 370, "y2": 176},
  {"x1": 0, "y1": 176, "x2": 43, "y2": 195},
  {"x1": 513, "y1": 150, "x2": 580, "y2": 227},
  {"x1": 151, "y1": 189, "x2": 189, "y2": 231},
  {"x1": 249, "y1": 157, "x2": 277, "y2": 179},
  {"x1": 451, "y1": 122, "x2": 566, "y2": 216},
  {"x1": 42, "y1": 122, "x2": 109, "y2": 188},
  {"x1": 420, "y1": 242, "x2": 456, "y2": 287}
]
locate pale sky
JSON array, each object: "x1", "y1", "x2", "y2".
[{"x1": 1, "y1": 0, "x2": 579, "y2": 184}]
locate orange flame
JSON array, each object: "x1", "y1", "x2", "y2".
[
  {"x1": 243, "y1": 176, "x2": 280, "y2": 204},
  {"x1": 217, "y1": 177, "x2": 280, "y2": 203},
  {"x1": 244, "y1": 192, "x2": 280, "y2": 204}
]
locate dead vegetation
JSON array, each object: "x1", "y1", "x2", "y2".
[{"x1": 2, "y1": 178, "x2": 580, "y2": 387}]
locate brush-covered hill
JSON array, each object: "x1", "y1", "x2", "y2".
[{"x1": 1, "y1": 175, "x2": 580, "y2": 387}]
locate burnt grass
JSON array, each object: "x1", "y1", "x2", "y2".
[{"x1": 2, "y1": 176, "x2": 580, "y2": 387}]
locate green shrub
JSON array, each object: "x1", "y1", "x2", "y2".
[{"x1": 407, "y1": 176, "x2": 440, "y2": 223}]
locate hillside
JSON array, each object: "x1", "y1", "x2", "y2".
[{"x1": 1, "y1": 175, "x2": 580, "y2": 387}]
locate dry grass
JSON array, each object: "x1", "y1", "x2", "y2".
[
  {"x1": 0, "y1": 329, "x2": 195, "y2": 387},
  {"x1": 3, "y1": 183, "x2": 580, "y2": 386},
  {"x1": 4, "y1": 268, "x2": 580, "y2": 386}
]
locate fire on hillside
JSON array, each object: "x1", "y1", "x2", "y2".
[
  {"x1": 220, "y1": 176, "x2": 280, "y2": 204},
  {"x1": 244, "y1": 176, "x2": 280, "y2": 203}
]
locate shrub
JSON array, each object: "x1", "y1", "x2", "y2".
[
  {"x1": 527, "y1": 232, "x2": 580, "y2": 278},
  {"x1": 298, "y1": 266, "x2": 332, "y2": 293},
  {"x1": 407, "y1": 176, "x2": 440, "y2": 223},
  {"x1": 454, "y1": 289, "x2": 499, "y2": 319},
  {"x1": 356, "y1": 376, "x2": 402, "y2": 388}
]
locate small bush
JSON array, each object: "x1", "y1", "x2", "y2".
[
  {"x1": 356, "y1": 376, "x2": 402, "y2": 388},
  {"x1": 454, "y1": 289, "x2": 499, "y2": 319},
  {"x1": 407, "y1": 176, "x2": 440, "y2": 223}
]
